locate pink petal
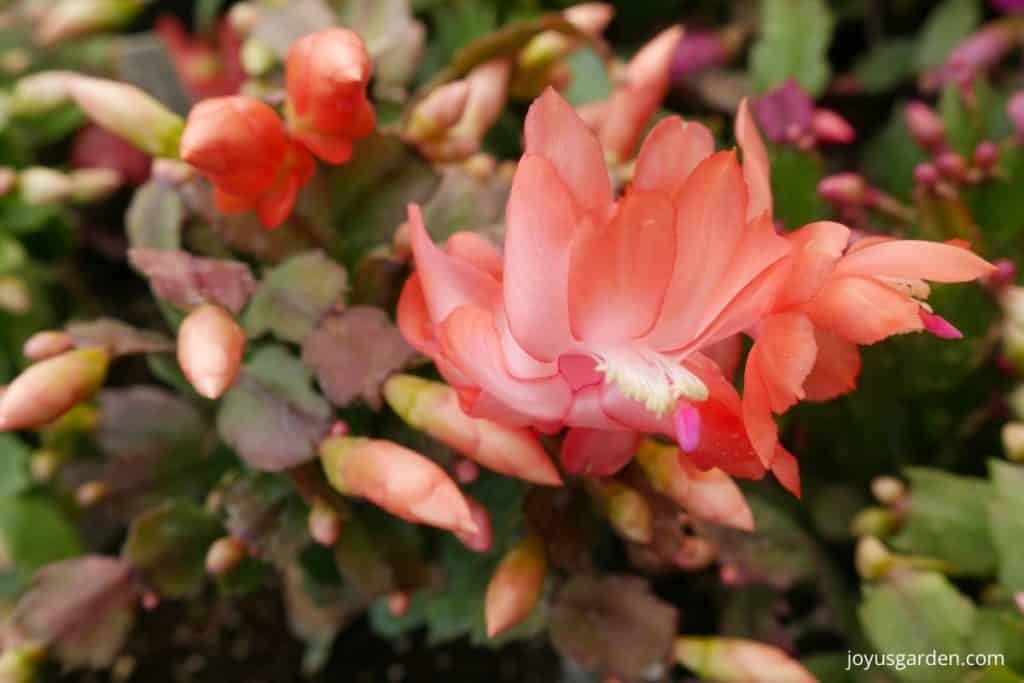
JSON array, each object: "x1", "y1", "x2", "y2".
[
  {"x1": 775, "y1": 221, "x2": 851, "y2": 310},
  {"x1": 440, "y1": 305, "x2": 572, "y2": 423},
  {"x1": 567, "y1": 191, "x2": 676, "y2": 341},
  {"x1": 524, "y1": 88, "x2": 612, "y2": 214},
  {"x1": 563, "y1": 384, "x2": 627, "y2": 430},
  {"x1": 503, "y1": 155, "x2": 579, "y2": 361},
  {"x1": 736, "y1": 98, "x2": 773, "y2": 221},
  {"x1": 920, "y1": 310, "x2": 963, "y2": 339},
  {"x1": 648, "y1": 151, "x2": 749, "y2": 348},
  {"x1": 445, "y1": 231, "x2": 504, "y2": 279},
  {"x1": 396, "y1": 274, "x2": 439, "y2": 356},
  {"x1": 496, "y1": 308, "x2": 559, "y2": 380},
  {"x1": 633, "y1": 116, "x2": 714, "y2": 197},
  {"x1": 834, "y1": 240, "x2": 995, "y2": 282},
  {"x1": 804, "y1": 275, "x2": 923, "y2": 345},
  {"x1": 674, "y1": 401, "x2": 701, "y2": 452},
  {"x1": 676, "y1": 456, "x2": 756, "y2": 531},
  {"x1": 560, "y1": 427, "x2": 639, "y2": 476},
  {"x1": 407, "y1": 204, "x2": 500, "y2": 324},
  {"x1": 771, "y1": 446, "x2": 801, "y2": 497},
  {"x1": 803, "y1": 328, "x2": 861, "y2": 401},
  {"x1": 702, "y1": 335, "x2": 743, "y2": 381}
]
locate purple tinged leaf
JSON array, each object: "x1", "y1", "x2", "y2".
[
  {"x1": 66, "y1": 318, "x2": 173, "y2": 356},
  {"x1": 9, "y1": 556, "x2": 138, "y2": 670},
  {"x1": 301, "y1": 306, "x2": 414, "y2": 410},
  {"x1": 549, "y1": 574, "x2": 678, "y2": 680},
  {"x1": 244, "y1": 251, "x2": 348, "y2": 344},
  {"x1": 97, "y1": 386, "x2": 205, "y2": 459},
  {"x1": 217, "y1": 345, "x2": 332, "y2": 471},
  {"x1": 128, "y1": 248, "x2": 256, "y2": 314}
]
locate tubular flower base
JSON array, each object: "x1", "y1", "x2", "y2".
[
  {"x1": 179, "y1": 96, "x2": 314, "y2": 228},
  {"x1": 320, "y1": 436, "x2": 477, "y2": 536},
  {"x1": 0, "y1": 348, "x2": 109, "y2": 431},
  {"x1": 285, "y1": 28, "x2": 375, "y2": 164},
  {"x1": 484, "y1": 534, "x2": 547, "y2": 638},
  {"x1": 383, "y1": 374, "x2": 562, "y2": 486},
  {"x1": 398, "y1": 87, "x2": 790, "y2": 490}
]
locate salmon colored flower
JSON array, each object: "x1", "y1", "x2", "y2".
[
  {"x1": 180, "y1": 96, "x2": 314, "y2": 228},
  {"x1": 577, "y1": 26, "x2": 684, "y2": 162},
  {"x1": 156, "y1": 16, "x2": 244, "y2": 101},
  {"x1": 285, "y1": 28, "x2": 375, "y2": 164},
  {"x1": 736, "y1": 223, "x2": 994, "y2": 493},
  {"x1": 398, "y1": 88, "x2": 788, "y2": 484}
]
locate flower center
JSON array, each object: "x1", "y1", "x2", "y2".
[{"x1": 593, "y1": 345, "x2": 708, "y2": 417}]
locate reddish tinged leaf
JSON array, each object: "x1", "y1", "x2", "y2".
[
  {"x1": 217, "y1": 345, "x2": 332, "y2": 472},
  {"x1": 549, "y1": 574, "x2": 678, "y2": 680},
  {"x1": 302, "y1": 306, "x2": 414, "y2": 410},
  {"x1": 9, "y1": 556, "x2": 138, "y2": 670},
  {"x1": 66, "y1": 318, "x2": 173, "y2": 356},
  {"x1": 97, "y1": 386, "x2": 205, "y2": 459},
  {"x1": 128, "y1": 248, "x2": 256, "y2": 314}
]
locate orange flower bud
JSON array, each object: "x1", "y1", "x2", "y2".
[
  {"x1": 23, "y1": 330, "x2": 75, "y2": 362},
  {"x1": 405, "y1": 80, "x2": 471, "y2": 142},
  {"x1": 35, "y1": 0, "x2": 146, "y2": 46},
  {"x1": 10, "y1": 70, "x2": 75, "y2": 115},
  {"x1": 384, "y1": 374, "x2": 562, "y2": 486},
  {"x1": 177, "y1": 303, "x2": 246, "y2": 399},
  {"x1": 586, "y1": 478, "x2": 653, "y2": 544},
  {"x1": 180, "y1": 96, "x2": 314, "y2": 228},
  {"x1": 674, "y1": 637, "x2": 817, "y2": 683},
  {"x1": 454, "y1": 495, "x2": 494, "y2": 553},
  {"x1": 0, "y1": 347, "x2": 109, "y2": 431},
  {"x1": 635, "y1": 440, "x2": 754, "y2": 531},
  {"x1": 285, "y1": 28, "x2": 375, "y2": 164},
  {"x1": 320, "y1": 436, "x2": 477, "y2": 535},
  {"x1": 206, "y1": 536, "x2": 247, "y2": 576},
  {"x1": 67, "y1": 76, "x2": 184, "y2": 158},
  {"x1": 484, "y1": 534, "x2": 547, "y2": 638}
]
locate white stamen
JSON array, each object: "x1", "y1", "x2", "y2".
[{"x1": 594, "y1": 346, "x2": 708, "y2": 417}]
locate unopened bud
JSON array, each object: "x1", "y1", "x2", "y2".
[
  {"x1": 320, "y1": 436, "x2": 477, "y2": 535},
  {"x1": 905, "y1": 101, "x2": 946, "y2": 150},
  {"x1": 674, "y1": 637, "x2": 817, "y2": 683},
  {"x1": 10, "y1": 70, "x2": 75, "y2": 115},
  {"x1": 870, "y1": 476, "x2": 907, "y2": 506},
  {"x1": 206, "y1": 536, "x2": 247, "y2": 576},
  {"x1": 0, "y1": 276, "x2": 31, "y2": 314},
  {"x1": 241, "y1": 39, "x2": 276, "y2": 77},
  {"x1": 855, "y1": 535, "x2": 894, "y2": 579},
  {"x1": 405, "y1": 80, "x2": 471, "y2": 142},
  {"x1": 308, "y1": 502, "x2": 342, "y2": 547},
  {"x1": 69, "y1": 167, "x2": 122, "y2": 203},
  {"x1": 973, "y1": 141, "x2": 1000, "y2": 170},
  {"x1": 19, "y1": 167, "x2": 73, "y2": 205},
  {"x1": 671, "y1": 31, "x2": 729, "y2": 81},
  {"x1": 587, "y1": 478, "x2": 653, "y2": 544},
  {"x1": 0, "y1": 347, "x2": 109, "y2": 431},
  {"x1": 914, "y1": 162, "x2": 940, "y2": 187},
  {"x1": 818, "y1": 173, "x2": 867, "y2": 205},
  {"x1": 177, "y1": 304, "x2": 245, "y2": 400},
  {"x1": 35, "y1": 0, "x2": 146, "y2": 46},
  {"x1": 383, "y1": 374, "x2": 561, "y2": 486},
  {"x1": 454, "y1": 496, "x2": 493, "y2": 553},
  {"x1": 945, "y1": 25, "x2": 1015, "y2": 86},
  {"x1": 75, "y1": 480, "x2": 109, "y2": 507},
  {"x1": 387, "y1": 591, "x2": 411, "y2": 617},
  {"x1": 453, "y1": 458, "x2": 480, "y2": 484},
  {"x1": 227, "y1": 3, "x2": 259, "y2": 35},
  {"x1": 1003, "y1": 421, "x2": 1024, "y2": 462},
  {"x1": 936, "y1": 152, "x2": 968, "y2": 181},
  {"x1": 812, "y1": 108, "x2": 855, "y2": 144},
  {"x1": 29, "y1": 448, "x2": 61, "y2": 482},
  {"x1": 68, "y1": 75, "x2": 184, "y2": 158},
  {"x1": 484, "y1": 534, "x2": 547, "y2": 638},
  {"x1": 23, "y1": 330, "x2": 75, "y2": 362}
]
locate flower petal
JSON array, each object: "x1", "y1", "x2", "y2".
[
  {"x1": 560, "y1": 427, "x2": 639, "y2": 476},
  {"x1": 736, "y1": 98, "x2": 772, "y2": 221},
  {"x1": 804, "y1": 275, "x2": 923, "y2": 345},
  {"x1": 834, "y1": 239, "x2": 995, "y2": 282},
  {"x1": 445, "y1": 231, "x2": 503, "y2": 279},
  {"x1": 633, "y1": 116, "x2": 714, "y2": 197},
  {"x1": 775, "y1": 221, "x2": 851, "y2": 309},
  {"x1": 523, "y1": 88, "x2": 612, "y2": 214},
  {"x1": 803, "y1": 328, "x2": 860, "y2": 401},
  {"x1": 503, "y1": 155, "x2": 579, "y2": 361},
  {"x1": 568, "y1": 191, "x2": 676, "y2": 341},
  {"x1": 396, "y1": 274, "x2": 439, "y2": 356}
]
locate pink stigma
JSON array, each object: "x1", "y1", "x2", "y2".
[
  {"x1": 674, "y1": 402, "x2": 702, "y2": 452},
  {"x1": 920, "y1": 310, "x2": 963, "y2": 340}
]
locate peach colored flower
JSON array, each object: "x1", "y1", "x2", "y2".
[
  {"x1": 285, "y1": 28, "x2": 375, "y2": 164},
  {"x1": 398, "y1": 88, "x2": 788, "y2": 485},
  {"x1": 180, "y1": 95, "x2": 314, "y2": 228},
  {"x1": 736, "y1": 222, "x2": 994, "y2": 493}
]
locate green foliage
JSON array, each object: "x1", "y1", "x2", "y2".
[
  {"x1": 915, "y1": 0, "x2": 981, "y2": 71},
  {"x1": 750, "y1": 0, "x2": 835, "y2": 96}
]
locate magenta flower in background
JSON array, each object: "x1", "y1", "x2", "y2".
[
  {"x1": 993, "y1": 0, "x2": 1024, "y2": 12},
  {"x1": 670, "y1": 30, "x2": 728, "y2": 81},
  {"x1": 752, "y1": 79, "x2": 814, "y2": 143}
]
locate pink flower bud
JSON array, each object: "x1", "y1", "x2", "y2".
[
  {"x1": 454, "y1": 496, "x2": 493, "y2": 552},
  {"x1": 484, "y1": 534, "x2": 547, "y2": 638},
  {"x1": 177, "y1": 304, "x2": 246, "y2": 399},
  {"x1": 973, "y1": 141, "x2": 1000, "y2": 170},
  {"x1": 753, "y1": 79, "x2": 814, "y2": 144},
  {"x1": 944, "y1": 25, "x2": 1015, "y2": 86},
  {"x1": 23, "y1": 330, "x2": 75, "y2": 362},
  {"x1": 308, "y1": 502, "x2": 343, "y2": 546},
  {"x1": 285, "y1": 28, "x2": 375, "y2": 164},
  {"x1": 635, "y1": 439, "x2": 755, "y2": 531},
  {"x1": 320, "y1": 436, "x2": 477, "y2": 535},
  {"x1": 671, "y1": 31, "x2": 729, "y2": 81},
  {"x1": 905, "y1": 101, "x2": 946, "y2": 150},
  {"x1": 35, "y1": 0, "x2": 146, "y2": 46},
  {"x1": 0, "y1": 347, "x2": 109, "y2": 431},
  {"x1": 936, "y1": 152, "x2": 968, "y2": 181},
  {"x1": 811, "y1": 108, "x2": 855, "y2": 144},
  {"x1": 674, "y1": 637, "x2": 817, "y2": 683},
  {"x1": 206, "y1": 536, "x2": 247, "y2": 576},
  {"x1": 818, "y1": 172, "x2": 868, "y2": 205},
  {"x1": 67, "y1": 75, "x2": 184, "y2": 158},
  {"x1": 405, "y1": 80, "x2": 471, "y2": 142},
  {"x1": 383, "y1": 375, "x2": 561, "y2": 486},
  {"x1": 914, "y1": 162, "x2": 940, "y2": 187}
]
